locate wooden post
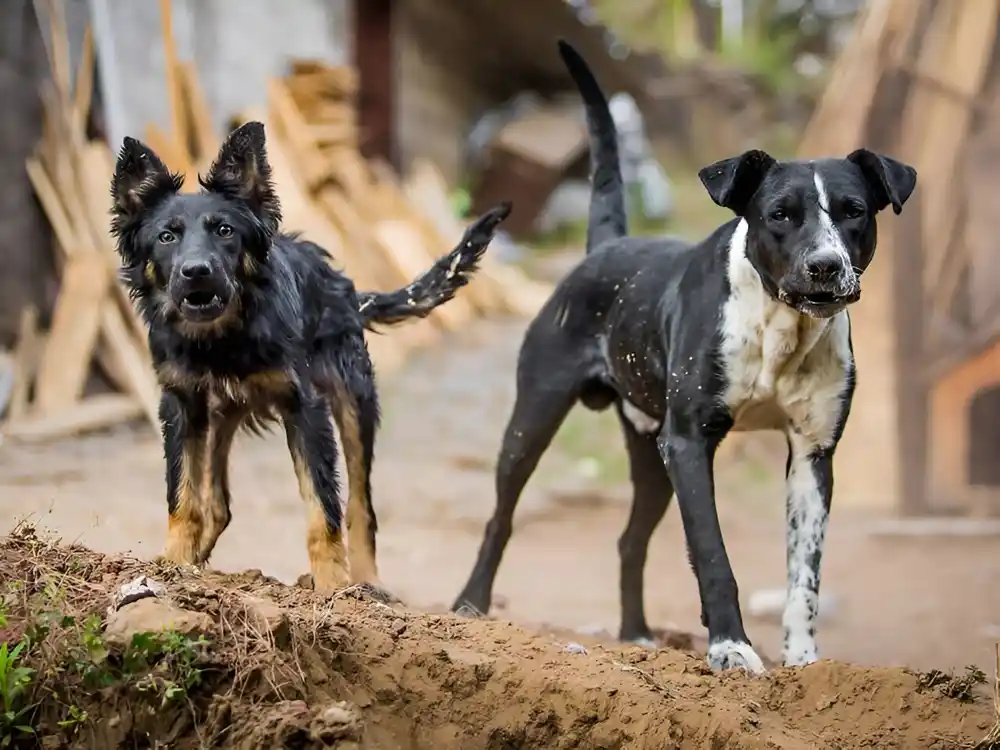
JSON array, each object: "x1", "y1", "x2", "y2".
[{"x1": 353, "y1": 0, "x2": 398, "y2": 170}]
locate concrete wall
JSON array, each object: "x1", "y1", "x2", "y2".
[{"x1": 88, "y1": 0, "x2": 352, "y2": 149}]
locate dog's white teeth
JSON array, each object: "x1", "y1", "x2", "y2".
[{"x1": 211, "y1": 295, "x2": 221, "y2": 304}]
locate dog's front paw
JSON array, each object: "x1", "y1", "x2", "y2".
[
  {"x1": 707, "y1": 639, "x2": 766, "y2": 675},
  {"x1": 782, "y1": 642, "x2": 819, "y2": 667}
]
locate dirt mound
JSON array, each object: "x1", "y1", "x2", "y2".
[{"x1": 0, "y1": 528, "x2": 996, "y2": 749}]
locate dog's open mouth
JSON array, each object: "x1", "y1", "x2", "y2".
[
  {"x1": 179, "y1": 289, "x2": 226, "y2": 321},
  {"x1": 779, "y1": 287, "x2": 860, "y2": 318},
  {"x1": 800, "y1": 291, "x2": 840, "y2": 306}
]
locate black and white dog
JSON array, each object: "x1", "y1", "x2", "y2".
[{"x1": 453, "y1": 40, "x2": 917, "y2": 673}]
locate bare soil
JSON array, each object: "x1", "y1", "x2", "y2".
[
  {"x1": 2, "y1": 306, "x2": 1000, "y2": 748},
  {"x1": 1, "y1": 527, "x2": 996, "y2": 749}
]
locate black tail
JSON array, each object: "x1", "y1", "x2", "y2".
[
  {"x1": 357, "y1": 202, "x2": 512, "y2": 329},
  {"x1": 557, "y1": 39, "x2": 627, "y2": 254}
]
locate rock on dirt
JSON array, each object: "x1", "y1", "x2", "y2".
[{"x1": 103, "y1": 597, "x2": 214, "y2": 648}]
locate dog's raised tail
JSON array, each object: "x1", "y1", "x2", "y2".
[
  {"x1": 557, "y1": 39, "x2": 627, "y2": 254},
  {"x1": 357, "y1": 202, "x2": 512, "y2": 329}
]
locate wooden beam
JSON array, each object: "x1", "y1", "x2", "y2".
[
  {"x1": 891, "y1": 188, "x2": 931, "y2": 516},
  {"x1": 2, "y1": 393, "x2": 142, "y2": 443}
]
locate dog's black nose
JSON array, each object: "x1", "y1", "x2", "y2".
[
  {"x1": 805, "y1": 254, "x2": 842, "y2": 282},
  {"x1": 180, "y1": 261, "x2": 212, "y2": 279}
]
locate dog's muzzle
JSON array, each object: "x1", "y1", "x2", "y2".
[
  {"x1": 171, "y1": 263, "x2": 232, "y2": 323},
  {"x1": 779, "y1": 270, "x2": 860, "y2": 319}
]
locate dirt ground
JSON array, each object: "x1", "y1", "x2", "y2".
[
  {"x1": 2, "y1": 297, "x2": 999, "y2": 682},
  {"x1": 1, "y1": 528, "x2": 996, "y2": 749}
]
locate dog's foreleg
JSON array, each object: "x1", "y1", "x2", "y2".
[
  {"x1": 285, "y1": 398, "x2": 350, "y2": 595},
  {"x1": 782, "y1": 432, "x2": 833, "y2": 667},
  {"x1": 161, "y1": 390, "x2": 211, "y2": 566},
  {"x1": 658, "y1": 415, "x2": 766, "y2": 675}
]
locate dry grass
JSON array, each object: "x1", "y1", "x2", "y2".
[{"x1": 975, "y1": 644, "x2": 1000, "y2": 749}]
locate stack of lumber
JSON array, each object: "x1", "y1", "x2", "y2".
[
  {"x1": 0, "y1": 0, "x2": 552, "y2": 445},
  {"x1": 261, "y1": 62, "x2": 552, "y2": 339},
  {"x1": 1, "y1": 1, "x2": 160, "y2": 444}
]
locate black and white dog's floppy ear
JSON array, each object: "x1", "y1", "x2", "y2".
[
  {"x1": 201, "y1": 121, "x2": 282, "y2": 234},
  {"x1": 847, "y1": 149, "x2": 917, "y2": 215},
  {"x1": 110, "y1": 137, "x2": 181, "y2": 235},
  {"x1": 698, "y1": 150, "x2": 776, "y2": 216}
]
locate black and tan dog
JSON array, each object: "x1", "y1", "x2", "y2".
[{"x1": 110, "y1": 120, "x2": 511, "y2": 595}]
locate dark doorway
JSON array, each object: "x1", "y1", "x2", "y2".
[
  {"x1": 353, "y1": 0, "x2": 397, "y2": 169},
  {"x1": 968, "y1": 384, "x2": 1000, "y2": 486}
]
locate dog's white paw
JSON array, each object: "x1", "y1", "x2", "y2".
[
  {"x1": 782, "y1": 639, "x2": 819, "y2": 667},
  {"x1": 782, "y1": 628, "x2": 819, "y2": 667},
  {"x1": 706, "y1": 639, "x2": 766, "y2": 675}
]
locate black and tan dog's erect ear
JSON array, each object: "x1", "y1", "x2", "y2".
[
  {"x1": 847, "y1": 149, "x2": 917, "y2": 216},
  {"x1": 698, "y1": 149, "x2": 777, "y2": 217},
  {"x1": 200, "y1": 121, "x2": 282, "y2": 234},
  {"x1": 110, "y1": 137, "x2": 182, "y2": 236}
]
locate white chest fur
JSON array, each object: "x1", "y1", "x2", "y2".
[{"x1": 719, "y1": 220, "x2": 853, "y2": 449}]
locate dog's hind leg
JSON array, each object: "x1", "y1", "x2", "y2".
[
  {"x1": 160, "y1": 389, "x2": 213, "y2": 566},
  {"x1": 617, "y1": 405, "x2": 674, "y2": 646},
  {"x1": 452, "y1": 369, "x2": 580, "y2": 616},
  {"x1": 330, "y1": 376, "x2": 381, "y2": 588},
  {"x1": 284, "y1": 395, "x2": 350, "y2": 595}
]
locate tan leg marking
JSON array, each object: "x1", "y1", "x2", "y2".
[
  {"x1": 163, "y1": 434, "x2": 208, "y2": 565},
  {"x1": 289, "y1": 443, "x2": 350, "y2": 594},
  {"x1": 333, "y1": 394, "x2": 379, "y2": 585}
]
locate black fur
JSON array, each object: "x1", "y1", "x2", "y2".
[{"x1": 110, "y1": 120, "x2": 511, "y2": 592}]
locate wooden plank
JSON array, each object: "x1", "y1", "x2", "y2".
[
  {"x1": 178, "y1": 60, "x2": 217, "y2": 163},
  {"x1": 913, "y1": 0, "x2": 998, "y2": 298},
  {"x1": 266, "y1": 77, "x2": 334, "y2": 191},
  {"x1": 8, "y1": 307, "x2": 41, "y2": 420},
  {"x1": 98, "y1": 302, "x2": 160, "y2": 428},
  {"x1": 33, "y1": 254, "x2": 110, "y2": 413},
  {"x1": 158, "y1": 0, "x2": 187, "y2": 154},
  {"x1": 25, "y1": 156, "x2": 81, "y2": 259},
  {"x1": 72, "y1": 24, "x2": 95, "y2": 132},
  {"x1": 2, "y1": 394, "x2": 142, "y2": 443}
]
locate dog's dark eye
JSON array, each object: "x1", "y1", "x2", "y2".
[
  {"x1": 769, "y1": 208, "x2": 788, "y2": 222},
  {"x1": 217, "y1": 224, "x2": 234, "y2": 238},
  {"x1": 843, "y1": 202, "x2": 865, "y2": 219},
  {"x1": 158, "y1": 230, "x2": 176, "y2": 244}
]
